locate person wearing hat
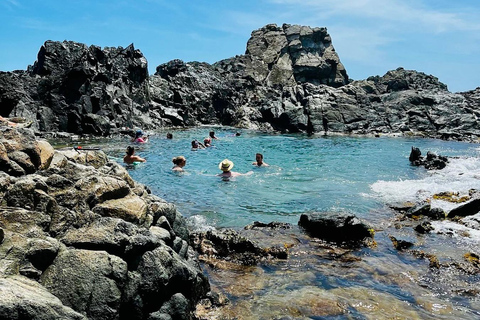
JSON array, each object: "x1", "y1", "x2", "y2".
[
  {"x1": 217, "y1": 159, "x2": 252, "y2": 178},
  {"x1": 132, "y1": 130, "x2": 149, "y2": 143}
]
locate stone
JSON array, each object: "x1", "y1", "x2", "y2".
[
  {"x1": 0, "y1": 276, "x2": 87, "y2": 320},
  {"x1": 40, "y1": 249, "x2": 128, "y2": 320},
  {"x1": 448, "y1": 198, "x2": 480, "y2": 218},
  {"x1": 92, "y1": 194, "x2": 148, "y2": 223},
  {"x1": 298, "y1": 212, "x2": 373, "y2": 245}
]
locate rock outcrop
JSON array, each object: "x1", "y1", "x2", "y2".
[
  {"x1": 1, "y1": 23, "x2": 480, "y2": 140},
  {"x1": 0, "y1": 127, "x2": 209, "y2": 320}
]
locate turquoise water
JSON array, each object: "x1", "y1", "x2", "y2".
[
  {"x1": 101, "y1": 127, "x2": 480, "y2": 319},
  {"x1": 105, "y1": 127, "x2": 480, "y2": 229}
]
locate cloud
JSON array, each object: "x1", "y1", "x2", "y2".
[{"x1": 267, "y1": 0, "x2": 480, "y2": 33}]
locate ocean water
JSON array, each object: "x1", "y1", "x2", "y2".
[{"x1": 101, "y1": 127, "x2": 480, "y2": 319}]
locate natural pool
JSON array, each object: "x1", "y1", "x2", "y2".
[{"x1": 99, "y1": 127, "x2": 480, "y2": 319}]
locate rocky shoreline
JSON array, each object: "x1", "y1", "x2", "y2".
[
  {"x1": 1, "y1": 23, "x2": 479, "y2": 142},
  {"x1": 0, "y1": 126, "x2": 210, "y2": 319}
]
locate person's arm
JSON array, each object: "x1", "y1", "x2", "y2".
[{"x1": 133, "y1": 155, "x2": 146, "y2": 162}]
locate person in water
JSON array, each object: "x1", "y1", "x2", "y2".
[
  {"x1": 132, "y1": 130, "x2": 148, "y2": 143},
  {"x1": 191, "y1": 140, "x2": 205, "y2": 150},
  {"x1": 123, "y1": 146, "x2": 146, "y2": 164},
  {"x1": 252, "y1": 153, "x2": 269, "y2": 167},
  {"x1": 166, "y1": 133, "x2": 173, "y2": 139},
  {"x1": 172, "y1": 156, "x2": 186, "y2": 172},
  {"x1": 217, "y1": 159, "x2": 252, "y2": 178},
  {"x1": 209, "y1": 131, "x2": 219, "y2": 140},
  {"x1": 203, "y1": 137, "x2": 212, "y2": 147}
]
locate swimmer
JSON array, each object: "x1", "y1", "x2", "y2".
[
  {"x1": 172, "y1": 156, "x2": 186, "y2": 172},
  {"x1": 123, "y1": 146, "x2": 146, "y2": 164},
  {"x1": 166, "y1": 133, "x2": 173, "y2": 139},
  {"x1": 252, "y1": 153, "x2": 269, "y2": 167},
  {"x1": 191, "y1": 140, "x2": 205, "y2": 150},
  {"x1": 209, "y1": 131, "x2": 219, "y2": 140},
  {"x1": 132, "y1": 130, "x2": 149, "y2": 143},
  {"x1": 203, "y1": 137, "x2": 212, "y2": 147},
  {"x1": 217, "y1": 159, "x2": 252, "y2": 178}
]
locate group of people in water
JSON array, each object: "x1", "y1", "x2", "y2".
[{"x1": 123, "y1": 130, "x2": 268, "y2": 177}]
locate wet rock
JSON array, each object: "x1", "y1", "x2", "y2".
[
  {"x1": 298, "y1": 212, "x2": 373, "y2": 246},
  {"x1": 409, "y1": 147, "x2": 448, "y2": 170},
  {"x1": 447, "y1": 197, "x2": 480, "y2": 218},
  {"x1": 389, "y1": 235, "x2": 414, "y2": 251},
  {"x1": 191, "y1": 229, "x2": 265, "y2": 266},
  {"x1": 414, "y1": 221, "x2": 434, "y2": 234},
  {"x1": 411, "y1": 250, "x2": 440, "y2": 268}
]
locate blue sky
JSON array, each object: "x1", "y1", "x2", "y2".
[{"x1": 1, "y1": 0, "x2": 479, "y2": 93}]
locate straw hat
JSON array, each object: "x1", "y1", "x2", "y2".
[{"x1": 219, "y1": 159, "x2": 234, "y2": 172}]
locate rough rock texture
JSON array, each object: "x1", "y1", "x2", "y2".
[
  {"x1": 1, "y1": 24, "x2": 480, "y2": 141},
  {"x1": 298, "y1": 212, "x2": 374, "y2": 245},
  {"x1": 0, "y1": 127, "x2": 209, "y2": 320}
]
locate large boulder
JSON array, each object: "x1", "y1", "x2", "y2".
[
  {"x1": 298, "y1": 212, "x2": 374, "y2": 245},
  {"x1": 40, "y1": 249, "x2": 128, "y2": 320},
  {"x1": 0, "y1": 276, "x2": 86, "y2": 320}
]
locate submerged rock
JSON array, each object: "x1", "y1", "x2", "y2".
[
  {"x1": 298, "y1": 212, "x2": 374, "y2": 246},
  {"x1": 409, "y1": 147, "x2": 448, "y2": 170}
]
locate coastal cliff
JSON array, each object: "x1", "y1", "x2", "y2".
[{"x1": 1, "y1": 23, "x2": 479, "y2": 140}]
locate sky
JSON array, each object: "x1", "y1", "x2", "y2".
[{"x1": 1, "y1": 0, "x2": 479, "y2": 93}]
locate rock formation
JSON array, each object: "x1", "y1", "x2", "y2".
[
  {"x1": 1, "y1": 23, "x2": 480, "y2": 140},
  {"x1": 0, "y1": 126, "x2": 209, "y2": 320}
]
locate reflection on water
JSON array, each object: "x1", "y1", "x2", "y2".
[{"x1": 100, "y1": 127, "x2": 480, "y2": 319}]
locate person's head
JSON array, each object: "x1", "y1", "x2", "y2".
[
  {"x1": 172, "y1": 156, "x2": 186, "y2": 167},
  {"x1": 191, "y1": 140, "x2": 199, "y2": 148},
  {"x1": 126, "y1": 146, "x2": 135, "y2": 156},
  {"x1": 219, "y1": 159, "x2": 234, "y2": 172},
  {"x1": 166, "y1": 133, "x2": 173, "y2": 139},
  {"x1": 235, "y1": 132, "x2": 241, "y2": 136},
  {"x1": 255, "y1": 153, "x2": 264, "y2": 164},
  {"x1": 135, "y1": 130, "x2": 143, "y2": 138},
  {"x1": 209, "y1": 131, "x2": 215, "y2": 138},
  {"x1": 204, "y1": 137, "x2": 211, "y2": 146}
]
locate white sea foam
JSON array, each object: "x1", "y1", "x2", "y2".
[
  {"x1": 431, "y1": 219, "x2": 480, "y2": 244},
  {"x1": 370, "y1": 157, "x2": 480, "y2": 212},
  {"x1": 186, "y1": 215, "x2": 216, "y2": 232}
]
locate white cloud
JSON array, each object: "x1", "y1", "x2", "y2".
[{"x1": 267, "y1": 0, "x2": 480, "y2": 33}]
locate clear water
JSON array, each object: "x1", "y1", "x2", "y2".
[
  {"x1": 104, "y1": 127, "x2": 480, "y2": 229},
  {"x1": 100, "y1": 127, "x2": 480, "y2": 319}
]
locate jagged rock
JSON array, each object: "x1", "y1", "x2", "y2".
[
  {"x1": 298, "y1": 212, "x2": 373, "y2": 245},
  {"x1": 414, "y1": 221, "x2": 434, "y2": 234},
  {"x1": 389, "y1": 235, "x2": 414, "y2": 251},
  {"x1": 409, "y1": 147, "x2": 448, "y2": 170},
  {"x1": 2, "y1": 25, "x2": 479, "y2": 139}
]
